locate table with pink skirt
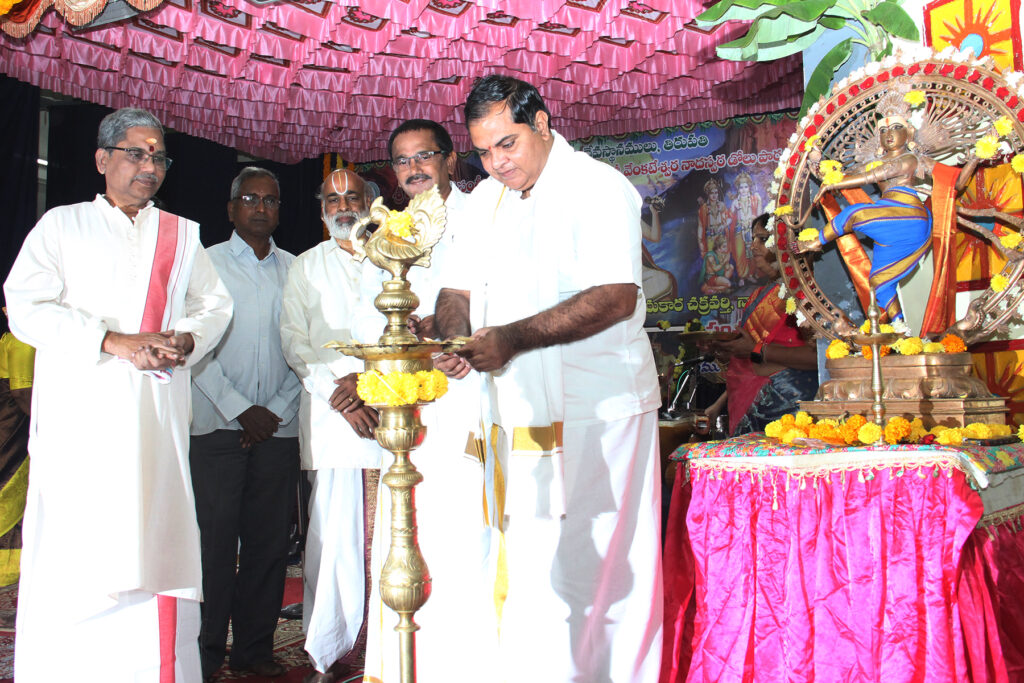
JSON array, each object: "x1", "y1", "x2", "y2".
[{"x1": 661, "y1": 434, "x2": 1024, "y2": 683}]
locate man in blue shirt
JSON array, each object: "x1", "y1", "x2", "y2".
[{"x1": 190, "y1": 167, "x2": 302, "y2": 681}]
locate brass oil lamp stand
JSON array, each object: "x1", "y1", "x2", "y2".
[
  {"x1": 326, "y1": 187, "x2": 463, "y2": 683},
  {"x1": 849, "y1": 291, "x2": 901, "y2": 425}
]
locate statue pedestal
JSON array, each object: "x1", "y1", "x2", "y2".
[{"x1": 801, "y1": 352, "x2": 1007, "y2": 428}]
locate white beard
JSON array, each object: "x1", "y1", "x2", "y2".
[
  {"x1": 323, "y1": 209, "x2": 365, "y2": 241},
  {"x1": 327, "y1": 222, "x2": 351, "y2": 241}
]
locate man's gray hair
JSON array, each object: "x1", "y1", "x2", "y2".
[
  {"x1": 96, "y1": 108, "x2": 164, "y2": 149},
  {"x1": 230, "y1": 167, "x2": 280, "y2": 199}
]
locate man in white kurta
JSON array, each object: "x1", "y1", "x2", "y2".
[
  {"x1": 2, "y1": 108, "x2": 233, "y2": 683},
  {"x1": 280, "y1": 169, "x2": 381, "y2": 682},
  {"x1": 357, "y1": 120, "x2": 493, "y2": 683},
  {"x1": 436, "y1": 76, "x2": 663, "y2": 683}
]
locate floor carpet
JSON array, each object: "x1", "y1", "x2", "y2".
[{"x1": 0, "y1": 566, "x2": 365, "y2": 683}]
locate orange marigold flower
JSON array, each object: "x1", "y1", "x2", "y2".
[
  {"x1": 940, "y1": 334, "x2": 966, "y2": 353},
  {"x1": 883, "y1": 416, "x2": 912, "y2": 445},
  {"x1": 779, "y1": 413, "x2": 796, "y2": 428},
  {"x1": 809, "y1": 423, "x2": 843, "y2": 444},
  {"x1": 861, "y1": 345, "x2": 891, "y2": 359}
]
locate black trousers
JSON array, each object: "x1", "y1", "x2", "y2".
[{"x1": 190, "y1": 429, "x2": 299, "y2": 677}]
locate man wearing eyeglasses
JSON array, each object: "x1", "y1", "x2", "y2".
[
  {"x1": 280, "y1": 169, "x2": 383, "y2": 683},
  {"x1": 356, "y1": 120, "x2": 494, "y2": 683},
  {"x1": 3, "y1": 107, "x2": 233, "y2": 682},
  {"x1": 189, "y1": 167, "x2": 301, "y2": 681}
]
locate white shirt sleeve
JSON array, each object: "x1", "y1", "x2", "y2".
[
  {"x1": 3, "y1": 211, "x2": 111, "y2": 363},
  {"x1": 280, "y1": 257, "x2": 342, "y2": 404},
  {"x1": 174, "y1": 244, "x2": 234, "y2": 368}
]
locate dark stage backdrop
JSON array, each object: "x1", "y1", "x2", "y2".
[
  {"x1": 0, "y1": 75, "x2": 39, "y2": 313},
  {"x1": 4, "y1": 83, "x2": 326, "y2": 298}
]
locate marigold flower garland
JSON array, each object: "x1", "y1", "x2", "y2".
[
  {"x1": 823, "y1": 332, "x2": 966, "y2": 360},
  {"x1": 764, "y1": 411, "x2": 1013, "y2": 447},
  {"x1": 356, "y1": 369, "x2": 449, "y2": 406}
]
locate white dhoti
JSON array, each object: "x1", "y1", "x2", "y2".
[
  {"x1": 495, "y1": 411, "x2": 663, "y2": 683},
  {"x1": 303, "y1": 467, "x2": 367, "y2": 673},
  {"x1": 15, "y1": 588, "x2": 201, "y2": 683}
]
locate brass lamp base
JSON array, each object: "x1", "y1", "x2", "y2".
[{"x1": 803, "y1": 352, "x2": 1007, "y2": 428}]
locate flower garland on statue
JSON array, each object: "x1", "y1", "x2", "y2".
[
  {"x1": 825, "y1": 331, "x2": 967, "y2": 360},
  {"x1": 765, "y1": 411, "x2": 1014, "y2": 446},
  {"x1": 356, "y1": 368, "x2": 449, "y2": 406}
]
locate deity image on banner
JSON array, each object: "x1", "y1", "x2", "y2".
[{"x1": 729, "y1": 170, "x2": 764, "y2": 286}]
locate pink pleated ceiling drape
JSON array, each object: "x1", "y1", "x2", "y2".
[{"x1": 0, "y1": 0, "x2": 803, "y2": 162}]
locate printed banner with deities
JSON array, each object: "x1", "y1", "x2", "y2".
[{"x1": 573, "y1": 113, "x2": 798, "y2": 332}]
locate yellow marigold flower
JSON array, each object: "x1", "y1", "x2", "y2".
[
  {"x1": 936, "y1": 428, "x2": 964, "y2": 446},
  {"x1": 387, "y1": 210, "x2": 415, "y2": 238},
  {"x1": 964, "y1": 423, "x2": 992, "y2": 439},
  {"x1": 1000, "y1": 231, "x2": 1023, "y2": 249},
  {"x1": 865, "y1": 160, "x2": 883, "y2": 171},
  {"x1": 903, "y1": 90, "x2": 926, "y2": 107},
  {"x1": 858, "y1": 321, "x2": 895, "y2": 334},
  {"x1": 991, "y1": 424, "x2": 1013, "y2": 437},
  {"x1": 657, "y1": 320, "x2": 671, "y2": 330},
  {"x1": 826, "y1": 339, "x2": 851, "y2": 359},
  {"x1": 780, "y1": 413, "x2": 796, "y2": 428},
  {"x1": 995, "y1": 116, "x2": 1014, "y2": 137},
  {"x1": 775, "y1": 204, "x2": 794, "y2": 217},
  {"x1": 774, "y1": 166, "x2": 784, "y2": 179},
  {"x1": 975, "y1": 135, "x2": 1000, "y2": 160},
  {"x1": 892, "y1": 336, "x2": 923, "y2": 355},
  {"x1": 781, "y1": 427, "x2": 807, "y2": 444},
  {"x1": 822, "y1": 170, "x2": 845, "y2": 185},
  {"x1": 785, "y1": 297, "x2": 796, "y2": 314},
  {"x1": 923, "y1": 341, "x2": 945, "y2": 354},
  {"x1": 910, "y1": 417, "x2": 924, "y2": 430},
  {"x1": 858, "y1": 422, "x2": 883, "y2": 444},
  {"x1": 765, "y1": 420, "x2": 784, "y2": 438},
  {"x1": 991, "y1": 273, "x2": 1009, "y2": 292},
  {"x1": 1012, "y1": 154, "x2": 1024, "y2": 174},
  {"x1": 795, "y1": 411, "x2": 814, "y2": 427},
  {"x1": 415, "y1": 369, "x2": 449, "y2": 402},
  {"x1": 884, "y1": 416, "x2": 912, "y2": 444},
  {"x1": 930, "y1": 424, "x2": 950, "y2": 436},
  {"x1": 804, "y1": 134, "x2": 819, "y2": 151},
  {"x1": 798, "y1": 228, "x2": 819, "y2": 242},
  {"x1": 940, "y1": 334, "x2": 967, "y2": 353},
  {"x1": 819, "y1": 160, "x2": 842, "y2": 174},
  {"x1": 861, "y1": 345, "x2": 891, "y2": 359},
  {"x1": 1018, "y1": 424, "x2": 1024, "y2": 441}
]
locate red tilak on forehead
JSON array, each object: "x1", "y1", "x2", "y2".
[{"x1": 145, "y1": 137, "x2": 158, "y2": 153}]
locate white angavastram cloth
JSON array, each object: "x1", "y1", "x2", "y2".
[
  {"x1": 4, "y1": 196, "x2": 232, "y2": 681},
  {"x1": 447, "y1": 132, "x2": 663, "y2": 682}
]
